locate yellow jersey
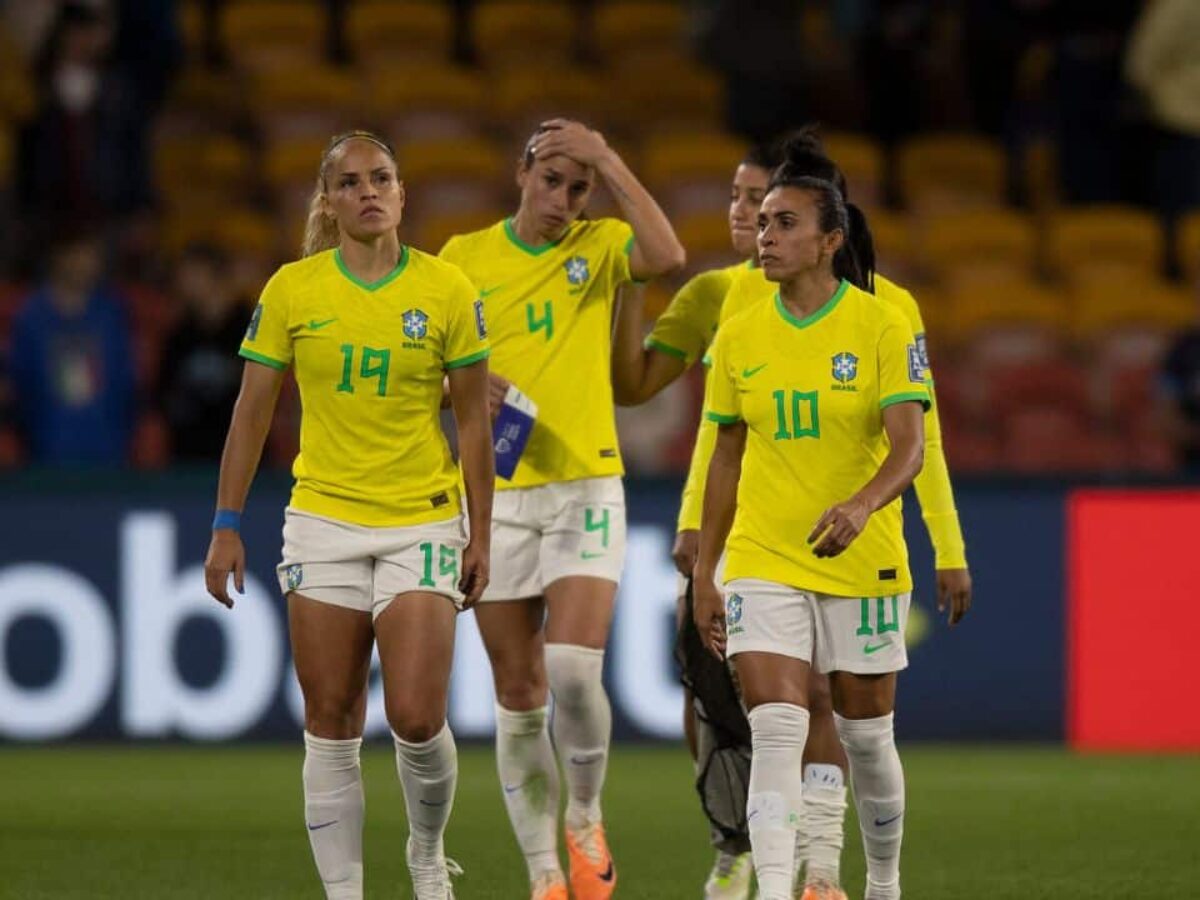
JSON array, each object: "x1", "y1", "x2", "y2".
[
  {"x1": 239, "y1": 246, "x2": 489, "y2": 527},
  {"x1": 644, "y1": 262, "x2": 748, "y2": 366},
  {"x1": 440, "y1": 217, "x2": 634, "y2": 490},
  {"x1": 705, "y1": 280, "x2": 930, "y2": 597}
]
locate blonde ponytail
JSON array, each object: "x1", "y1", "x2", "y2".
[{"x1": 301, "y1": 129, "x2": 401, "y2": 259}]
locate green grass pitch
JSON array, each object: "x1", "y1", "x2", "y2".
[{"x1": 1, "y1": 744, "x2": 1197, "y2": 898}]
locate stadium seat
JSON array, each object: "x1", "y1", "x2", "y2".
[
  {"x1": 398, "y1": 137, "x2": 509, "y2": 218},
  {"x1": 220, "y1": 1, "x2": 329, "y2": 73},
  {"x1": 897, "y1": 133, "x2": 1006, "y2": 213},
  {"x1": 1001, "y1": 406, "x2": 1098, "y2": 473},
  {"x1": 250, "y1": 67, "x2": 362, "y2": 143},
  {"x1": 1177, "y1": 209, "x2": 1200, "y2": 283},
  {"x1": 178, "y1": 0, "x2": 207, "y2": 64},
  {"x1": 605, "y1": 61, "x2": 724, "y2": 136},
  {"x1": 982, "y1": 360, "x2": 1091, "y2": 422},
  {"x1": 641, "y1": 131, "x2": 746, "y2": 218},
  {"x1": 370, "y1": 64, "x2": 487, "y2": 141},
  {"x1": 592, "y1": 1, "x2": 689, "y2": 71},
  {"x1": 920, "y1": 209, "x2": 1037, "y2": 284},
  {"x1": 1048, "y1": 206, "x2": 1164, "y2": 282},
  {"x1": 673, "y1": 211, "x2": 739, "y2": 275},
  {"x1": 821, "y1": 132, "x2": 884, "y2": 210},
  {"x1": 162, "y1": 207, "x2": 278, "y2": 261},
  {"x1": 0, "y1": 126, "x2": 11, "y2": 191},
  {"x1": 491, "y1": 69, "x2": 609, "y2": 141},
  {"x1": 868, "y1": 209, "x2": 918, "y2": 283},
  {"x1": 158, "y1": 69, "x2": 247, "y2": 135},
  {"x1": 1070, "y1": 278, "x2": 1192, "y2": 339},
  {"x1": 940, "y1": 422, "x2": 1001, "y2": 473},
  {"x1": 472, "y1": 1, "x2": 578, "y2": 71},
  {"x1": 945, "y1": 279, "x2": 1069, "y2": 363},
  {"x1": 417, "y1": 208, "x2": 507, "y2": 255},
  {"x1": 154, "y1": 133, "x2": 255, "y2": 211},
  {"x1": 347, "y1": 1, "x2": 455, "y2": 67}
]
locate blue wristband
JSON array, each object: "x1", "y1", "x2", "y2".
[{"x1": 212, "y1": 509, "x2": 242, "y2": 532}]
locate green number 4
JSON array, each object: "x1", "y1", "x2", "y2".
[
  {"x1": 419, "y1": 543, "x2": 459, "y2": 588},
  {"x1": 772, "y1": 389, "x2": 820, "y2": 440},
  {"x1": 337, "y1": 344, "x2": 391, "y2": 397},
  {"x1": 584, "y1": 507, "x2": 610, "y2": 548},
  {"x1": 526, "y1": 301, "x2": 553, "y2": 340}
]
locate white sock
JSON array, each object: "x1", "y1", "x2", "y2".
[
  {"x1": 393, "y1": 724, "x2": 458, "y2": 858},
  {"x1": 545, "y1": 643, "x2": 611, "y2": 831},
  {"x1": 495, "y1": 703, "x2": 562, "y2": 880},
  {"x1": 746, "y1": 703, "x2": 809, "y2": 900},
  {"x1": 836, "y1": 713, "x2": 904, "y2": 900},
  {"x1": 801, "y1": 763, "x2": 846, "y2": 886},
  {"x1": 302, "y1": 732, "x2": 364, "y2": 900}
]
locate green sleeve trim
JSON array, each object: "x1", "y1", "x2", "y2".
[
  {"x1": 880, "y1": 391, "x2": 931, "y2": 411},
  {"x1": 644, "y1": 337, "x2": 688, "y2": 360},
  {"x1": 705, "y1": 411, "x2": 740, "y2": 424},
  {"x1": 239, "y1": 347, "x2": 288, "y2": 370},
  {"x1": 445, "y1": 348, "x2": 490, "y2": 370},
  {"x1": 701, "y1": 353, "x2": 712, "y2": 367},
  {"x1": 624, "y1": 234, "x2": 635, "y2": 256}
]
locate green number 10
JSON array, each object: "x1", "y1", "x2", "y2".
[
  {"x1": 772, "y1": 389, "x2": 820, "y2": 440},
  {"x1": 337, "y1": 344, "x2": 391, "y2": 396}
]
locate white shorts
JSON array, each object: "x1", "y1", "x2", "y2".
[
  {"x1": 724, "y1": 578, "x2": 911, "y2": 675},
  {"x1": 278, "y1": 508, "x2": 467, "y2": 618},
  {"x1": 485, "y1": 476, "x2": 626, "y2": 602}
]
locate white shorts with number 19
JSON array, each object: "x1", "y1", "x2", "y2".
[
  {"x1": 723, "y1": 578, "x2": 911, "y2": 675},
  {"x1": 277, "y1": 508, "x2": 467, "y2": 618},
  {"x1": 484, "y1": 476, "x2": 626, "y2": 601}
]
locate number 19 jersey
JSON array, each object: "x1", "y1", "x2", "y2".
[{"x1": 440, "y1": 218, "x2": 635, "y2": 490}]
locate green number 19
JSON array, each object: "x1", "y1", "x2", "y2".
[{"x1": 337, "y1": 344, "x2": 391, "y2": 396}]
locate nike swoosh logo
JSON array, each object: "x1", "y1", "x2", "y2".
[
  {"x1": 307, "y1": 820, "x2": 338, "y2": 831},
  {"x1": 503, "y1": 779, "x2": 532, "y2": 794},
  {"x1": 598, "y1": 861, "x2": 614, "y2": 882},
  {"x1": 580, "y1": 550, "x2": 606, "y2": 560},
  {"x1": 307, "y1": 318, "x2": 338, "y2": 330},
  {"x1": 569, "y1": 755, "x2": 601, "y2": 765},
  {"x1": 419, "y1": 798, "x2": 448, "y2": 807},
  {"x1": 742, "y1": 363, "x2": 768, "y2": 378},
  {"x1": 863, "y1": 641, "x2": 892, "y2": 654},
  {"x1": 874, "y1": 812, "x2": 903, "y2": 827},
  {"x1": 479, "y1": 287, "x2": 499, "y2": 299}
]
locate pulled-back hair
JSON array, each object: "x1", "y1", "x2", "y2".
[
  {"x1": 767, "y1": 130, "x2": 874, "y2": 291},
  {"x1": 302, "y1": 130, "x2": 398, "y2": 258}
]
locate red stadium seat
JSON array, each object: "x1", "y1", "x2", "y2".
[{"x1": 1001, "y1": 406, "x2": 1095, "y2": 473}]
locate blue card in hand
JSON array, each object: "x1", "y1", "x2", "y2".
[{"x1": 493, "y1": 385, "x2": 537, "y2": 480}]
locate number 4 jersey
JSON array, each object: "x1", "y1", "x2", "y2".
[
  {"x1": 705, "y1": 280, "x2": 930, "y2": 597},
  {"x1": 239, "y1": 246, "x2": 489, "y2": 527},
  {"x1": 440, "y1": 218, "x2": 635, "y2": 490}
]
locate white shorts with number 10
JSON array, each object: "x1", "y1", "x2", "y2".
[
  {"x1": 724, "y1": 578, "x2": 911, "y2": 675},
  {"x1": 484, "y1": 476, "x2": 626, "y2": 601}
]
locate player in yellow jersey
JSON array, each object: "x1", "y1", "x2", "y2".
[
  {"x1": 203, "y1": 132, "x2": 493, "y2": 900},
  {"x1": 441, "y1": 118, "x2": 685, "y2": 900},
  {"x1": 693, "y1": 152, "x2": 929, "y2": 900},
  {"x1": 613, "y1": 131, "x2": 972, "y2": 900}
]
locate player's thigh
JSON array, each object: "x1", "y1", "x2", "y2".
[
  {"x1": 723, "y1": 579, "x2": 816, "y2": 710},
  {"x1": 287, "y1": 592, "x2": 374, "y2": 738},
  {"x1": 544, "y1": 576, "x2": 616, "y2": 649},
  {"x1": 374, "y1": 591, "x2": 458, "y2": 740},
  {"x1": 484, "y1": 488, "x2": 544, "y2": 601},
  {"x1": 372, "y1": 515, "x2": 468, "y2": 618},
  {"x1": 814, "y1": 593, "x2": 907, "y2": 718},
  {"x1": 474, "y1": 597, "x2": 548, "y2": 710},
  {"x1": 829, "y1": 672, "x2": 897, "y2": 719}
]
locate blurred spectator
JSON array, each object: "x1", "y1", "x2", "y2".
[
  {"x1": 155, "y1": 243, "x2": 246, "y2": 462},
  {"x1": 10, "y1": 230, "x2": 134, "y2": 465},
  {"x1": 1124, "y1": 0, "x2": 1200, "y2": 230},
  {"x1": 1161, "y1": 297, "x2": 1200, "y2": 475},
  {"x1": 14, "y1": 1, "x2": 168, "y2": 269}
]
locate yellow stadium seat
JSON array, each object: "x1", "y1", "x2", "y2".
[
  {"x1": 641, "y1": 131, "x2": 745, "y2": 217},
  {"x1": 250, "y1": 67, "x2": 362, "y2": 142},
  {"x1": 673, "y1": 211, "x2": 739, "y2": 274},
  {"x1": 347, "y1": 1, "x2": 455, "y2": 67},
  {"x1": 606, "y1": 61, "x2": 724, "y2": 136},
  {"x1": 920, "y1": 209, "x2": 1037, "y2": 282},
  {"x1": 371, "y1": 65, "x2": 487, "y2": 141},
  {"x1": 944, "y1": 279, "x2": 1069, "y2": 363},
  {"x1": 491, "y1": 69, "x2": 608, "y2": 140},
  {"x1": 1176, "y1": 209, "x2": 1200, "y2": 283},
  {"x1": 867, "y1": 209, "x2": 917, "y2": 282},
  {"x1": 821, "y1": 132, "x2": 884, "y2": 209},
  {"x1": 417, "y1": 208, "x2": 507, "y2": 255},
  {"x1": 1071, "y1": 278, "x2": 1193, "y2": 337},
  {"x1": 473, "y1": 1, "x2": 577, "y2": 71},
  {"x1": 399, "y1": 137, "x2": 509, "y2": 216},
  {"x1": 1048, "y1": 206, "x2": 1163, "y2": 281},
  {"x1": 897, "y1": 133, "x2": 1006, "y2": 213},
  {"x1": 163, "y1": 208, "x2": 277, "y2": 258},
  {"x1": 593, "y1": 2, "x2": 688, "y2": 71},
  {"x1": 154, "y1": 134, "x2": 255, "y2": 209},
  {"x1": 221, "y1": 1, "x2": 327, "y2": 73}
]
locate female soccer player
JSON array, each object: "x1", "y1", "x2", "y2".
[
  {"x1": 694, "y1": 162, "x2": 929, "y2": 900},
  {"x1": 613, "y1": 131, "x2": 971, "y2": 900},
  {"x1": 440, "y1": 118, "x2": 685, "y2": 900},
  {"x1": 204, "y1": 131, "x2": 493, "y2": 900}
]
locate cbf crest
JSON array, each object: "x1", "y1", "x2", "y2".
[
  {"x1": 564, "y1": 255, "x2": 590, "y2": 290},
  {"x1": 402, "y1": 308, "x2": 429, "y2": 341},
  {"x1": 726, "y1": 593, "x2": 744, "y2": 627},
  {"x1": 831, "y1": 351, "x2": 859, "y2": 391},
  {"x1": 285, "y1": 563, "x2": 303, "y2": 591}
]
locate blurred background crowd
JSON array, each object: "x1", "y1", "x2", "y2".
[{"x1": 0, "y1": 0, "x2": 1198, "y2": 476}]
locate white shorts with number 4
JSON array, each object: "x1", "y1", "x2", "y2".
[
  {"x1": 277, "y1": 508, "x2": 467, "y2": 618},
  {"x1": 485, "y1": 476, "x2": 626, "y2": 602},
  {"x1": 724, "y1": 578, "x2": 911, "y2": 675}
]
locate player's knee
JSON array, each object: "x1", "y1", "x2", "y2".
[
  {"x1": 545, "y1": 643, "x2": 604, "y2": 710},
  {"x1": 386, "y1": 704, "x2": 444, "y2": 743},
  {"x1": 492, "y1": 658, "x2": 548, "y2": 711},
  {"x1": 835, "y1": 711, "x2": 894, "y2": 760},
  {"x1": 304, "y1": 698, "x2": 361, "y2": 740}
]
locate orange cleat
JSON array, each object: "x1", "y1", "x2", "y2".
[
  {"x1": 798, "y1": 882, "x2": 849, "y2": 900},
  {"x1": 566, "y1": 822, "x2": 617, "y2": 900},
  {"x1": 530, "y1": 870, "x2": 568, "y2": 900}
]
